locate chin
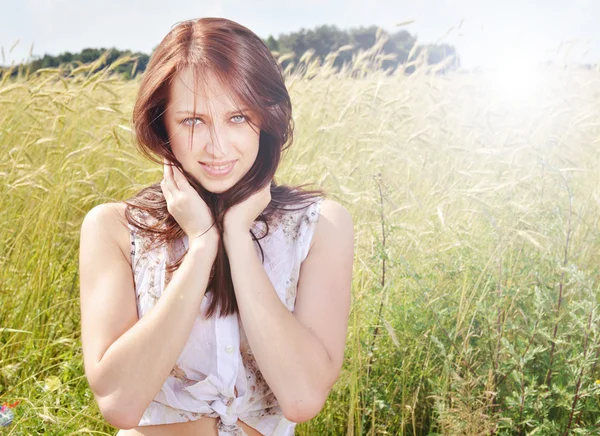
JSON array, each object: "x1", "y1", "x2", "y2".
[
  {"x1": 205, "y1": 187, "x2": 229, "y2": 194},
  {"x1": 199, "y1": 179, "x2": 238, "y2": 194}
]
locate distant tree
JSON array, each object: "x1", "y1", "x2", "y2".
[
  {"x1": 421, "y1": 43, "x2": 460, "y2": 72},
  {"x1": 278, "y1": 24, "x2": 350, "y2": 64},
  {"x1": 80, "y1": 48, "x2": 101, "y2": 63},
  {"x1": 265, "y1": 35, "x2": 279, "y2": 52},
  {"x1": 389, "y1": 29, "x2": 417, "y2": 64},
  {"x1": 57, "y1": 51, "x2": 73, "y2": 64}
]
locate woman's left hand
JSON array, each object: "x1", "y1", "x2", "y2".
[{"x1": 223, "y1": 181, "x2": 272, "y2": 235}]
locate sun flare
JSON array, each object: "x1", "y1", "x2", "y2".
[{"x1": 481, "y1": 54, "x2": 555, "y2": 110}]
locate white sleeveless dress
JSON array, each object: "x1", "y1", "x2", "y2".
[{"x1": 127, "y1": 197, "x2": 324, "y2": 436}]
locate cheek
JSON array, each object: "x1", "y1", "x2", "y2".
[
  {"x1": 169, "y1": 126, "x2": 206, "y2": 153},
  {"x1": 244, "y1": 140, "x2": 260, "y2": 165},
  {"x1": 238, "y1": 129, "x2": 260, "y2": 156},
  {"x1": 247, "y1": 133, "x2": 260, "y2": 151}
]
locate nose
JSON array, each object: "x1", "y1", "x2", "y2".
[
  {"x1": 205, "y1": 125, "x2": 230, "y2": 158},
  {"x1": 206, "y1": 141, "x2": 226, "y2": 158}
]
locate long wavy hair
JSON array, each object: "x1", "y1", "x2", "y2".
[{"x1": 123, "y1": 17, "x2": 324, "y2": 318}]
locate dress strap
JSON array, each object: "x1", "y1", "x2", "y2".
[
  {"x1": 296, "y1": 197, "x2": 325, "y2": 262},
  {"x1": 128, "y1": 224, "x2": 136, "y2": 266},
  {"x1": 127, "y1": 223, "x2": 140, "y2": 320}
]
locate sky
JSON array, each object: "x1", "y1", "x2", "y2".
[{"x1": 0, "y1": 0, "x2": 598, "y2": 70}]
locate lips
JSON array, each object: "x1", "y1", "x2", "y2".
[
  {"x1": 203, "y1": 162, "x2": 232, "y2": 170},
  {"x1": 199, "y1": 159, "x2": 237, "y2": 177},
  {"x1": 199, "y1": 159, "x2": 236, "y2": 167}
]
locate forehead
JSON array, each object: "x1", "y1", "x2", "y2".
[{"x1": 168, "y1": 67, "x2": 244, "y2": 111}]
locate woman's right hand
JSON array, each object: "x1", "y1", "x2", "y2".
[{"x1": 161, "y1": 158, "x2": 219, "y2": 246}]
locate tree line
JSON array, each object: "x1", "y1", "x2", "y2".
[{"x1": 1, "y1": 24, "x2": 459, "y2": 78}]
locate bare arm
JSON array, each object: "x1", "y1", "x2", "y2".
[
  {"x1": 223, "y1": 199, "x2": 354, "y2": 423},
  {"x1": 79, "y1": 203, "x2": 218, "y2": 429}
]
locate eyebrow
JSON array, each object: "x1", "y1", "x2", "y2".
[{"x1": 175, "y1": 109, "x2": 250, "y2": 116}]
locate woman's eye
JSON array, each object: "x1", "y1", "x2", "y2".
[
  {"x1": 231, "y1": 115, "x2": 246, "y2": 123},
  {"x1": 182, "y1": 117, "x2": 202, "y2": 126}
]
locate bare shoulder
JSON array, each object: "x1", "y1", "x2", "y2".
[
  {"x1": 310, "y1": 199, "x2": 354, "y2": 253},
  {"x1": 81, "y1": 202, "x2": 131, "y2": 264},
  {"x1": 319, "y1": 199, "x2": 353, "y2": 226},
  {"x1": 319, "y1": 198, "x2": 354, "y2": 233}
]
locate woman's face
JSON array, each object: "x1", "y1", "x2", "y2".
[{"x1": 164, "y1": 67, "x2": 260, "y2": 194}]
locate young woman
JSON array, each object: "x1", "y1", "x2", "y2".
[{"x1": 78, "y1": 17, "x2": 354, "y2": 436}]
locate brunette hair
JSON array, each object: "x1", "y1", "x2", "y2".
[{"x1": 123, "y1": 17, "x2": 324, "y2": 318}]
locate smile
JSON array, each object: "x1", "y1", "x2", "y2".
[{"x1": 200, "y1": 160, "x2": 237, "y2": 177}]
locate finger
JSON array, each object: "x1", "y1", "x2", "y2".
[
  {"x1": 163, "y1": 159, "x2": 179, "y2": 191},
  {"x1": 171, "y1": 165, "x2": 189, "y2": 192},
  {"x1": 160, "y1": 178, "x2": 170, "y2": 206},
  {"x1": 162, "y1": 160, "x2": 175, "y2": 199},
  {"x1": 168, "y1": 161, "x2": 180, "y2": 191},
  {"x1": 162, "y1": 160, "x2": 170, "y2": 190}
]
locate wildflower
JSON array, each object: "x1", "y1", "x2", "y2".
[{"x1": 0, "y1": 401, "x2": 18, "y2": 427}]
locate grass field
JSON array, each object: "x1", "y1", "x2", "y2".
[{"x1": 1, "y1": 45, "x2": 600, "y2": 435}]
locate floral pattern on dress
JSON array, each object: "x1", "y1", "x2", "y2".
[{"x1": 126, "y1": 198, "x2": 324, "y2": 435}]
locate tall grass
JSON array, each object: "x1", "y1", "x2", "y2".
[{"x1": 1, "y1": 37, "x2": 599, "y2": 435}]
